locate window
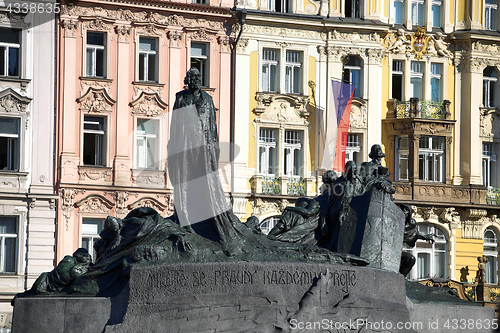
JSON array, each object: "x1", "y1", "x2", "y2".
[
  {"x1": 483, "y1": 67, "x2": 497, "y2": 108},
  {"x1": 486, "y1": 0, "x2": 498, "y2": 30},
  {"x1": 0, "y1": 117, "x2": 20, "y2": 171},
  {"x1": 259, "y1": 216, "x2": 280, "y2": 234},
  {"x1": 262, "y1": 49, "x2": 279, "y2": 93},
  {"x1": 396, "y1": 136, "x2": 409, "y2": 181},
  {"x1": 0, "y1": 28, "x2": 20, "y2": 77},
  {"x1": 0, "y1": 216, "x2": 17, "y2": 273},
  {"x1": 410, "y1": 62, "x2": 424, "y2": 99},
  {"x1": 483, "y1": 143, "x2": 498, "y2": 187},
  {"x1": 406, "y1": 224, "x2": 448, "y2": 280},
  {"x1": 392, "y1": 60, "x2": 404, "y2": 101},
  {"x1": 394, "y1": 0, "x2": 405, "y2": 24},
  {"x1": 285, "y1": 51, "x2": 302, "y2": 94},
  {"x1": 83, "y1": 116, "x2": 106, "y2": 166},
  {"x1": 191, "y1": 42, "x2": 208, "y2": 87},
  {"x1": 284, "y1": 130, "x2": 302, "y2": 177},
  {"x1": 431, "y1": 0, "x2": 442, "y2": 27},
  {"x1": 343, "y1": 56, "x2": 362, "y2": 98},
  {"x1": 86, "y1": 32, "x2": 106, "y2": 77},
  {"x1": 345, "y1": 0, "x2": 362, "y2": 18},
  {"x1": 136, "y1": 119, "x2": 159, "y2": 169},
  {"x1": 484, "y1": 228, "x2": 499, "y2": 284},
  {"x1": 270, "y1": 0, "x2": 291, "y2": 13},
  {"x1": 411, "y1": 0, "x2": 425, "y2": 26},
  {"x1": 191, "y1": 0, "x2": 206, "y2": 3},
  {"x1": 82, "y1": 218, "x2": 103, "y2": 262},
  {"x1": 259, "y1": 128, "x2": 278, "y2": 175},
  {"x1": 345, "y1": 133, "x2": 362, "y2": 166},
  {"x1": 430, "y1": 63, "x2": 442, "y2": 102},
  {"x1": 138, "y1": 37, "x2": 157, "y2": 82},
  {"x1": 419, "y1": 136, "x2": 444, "y2": 182}
]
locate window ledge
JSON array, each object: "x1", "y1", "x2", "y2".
[
  {"x1": 0, "y1": 171, "x2": 28, "y2": 193},
  {"x1": 132, "y1": 81, "x2": 165, "y2": 88},
  {"x1": 131, "y1": 169, "x2": 166, "y2": 188},
  {"x1": 0, "y1": 77, "x2": 31, "y2": 90},
  {"x1": 78, "y1": 166, "x2": 112, "y2": 183},
  {"x1": 79, "y1": 76, "x2": 113, "y2": 83}
]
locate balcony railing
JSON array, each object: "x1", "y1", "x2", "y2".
[
  {"x1": 389, "y1": 98, "x2": 451, "y2": 120},
  {"x1": 486, "y1": 187, "x2": 500, "y2": 205},
  {"x1": 262, "y1": 176, "x2": 281, "y2": 195},
  {"x1": 287, "y1": 177, "x2": 306, "y2": 196}
]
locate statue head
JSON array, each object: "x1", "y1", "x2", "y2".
[
  {"x1": 322, "y1": 170, "x2": 337, "y2": 184},
  {"x1": 344, "y1": 161, "x2": 357, "y2": 179},
  {"x1": 184, "y1": 68, "x2": 202, "y2": 91},
  {"x1": 73, "y1": 248, "x2": 92, "y2": 265},
  {"x1": 295, "y1": 197, "x2": 309, "y2": 208},
  {"x1": 369, "y1": 144, "x2": 385, "y2": 162}
]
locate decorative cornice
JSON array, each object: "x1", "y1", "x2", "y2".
[
  {"x1": 254, "y1": 92, "x2": 310, "y2": 125},
  {"x1": 128, "y1": 197, "x2": 168, "y2": 214},
  {"x1": 0, "y1": 10, "x2": 30, "y2": 28},
  {"x1": 0, "y1": 88, "x2": 32, "y2": 114},
  {"x1": 75, "y1": 194, "x2": 114, "y2": 214},
  {"x1": 77, "y1": 87, "x2": 116, "y2": 113}
]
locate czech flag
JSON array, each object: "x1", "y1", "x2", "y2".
[{"x1": 320, "y1": 79, "x2": 355, "y2": 172}]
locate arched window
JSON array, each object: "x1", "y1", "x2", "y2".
[
  {"x1": 343, "y1": 56, "x2": 363, "y2": 98},
  {"x1": 406, "y1": 223, "x2": 448, "y2": 280},
  {"x1": 483, "y1": 66, "x2": 497, "y2": 108},
  {"x1": 484, "y1": 227, "x2": 499, "y2": 284},
  {"x1": 259, "y1": 216, "x2": 280, "y2": 234}
]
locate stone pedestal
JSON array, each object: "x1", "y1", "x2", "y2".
[{"x1": 12, "y1": 262, "x2": 495, "y2": 333}]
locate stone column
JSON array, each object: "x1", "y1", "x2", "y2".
[
  {"x1": 114, "y1": 25, "x2": 133, "y2": 186},
  {"x1": 409, "y1": 134, "x2": 420, "y2": 183}
]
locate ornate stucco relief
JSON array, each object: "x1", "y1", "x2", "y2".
[
  {"x1": 75, "y1": 194, "x2": 114, "y2": 214},
  {"x1": 77, "y1": 87, "x2": 116, "y2": 113},
  {"x1": 129, "y1": 91, "x2": 168, "y2": 117}
]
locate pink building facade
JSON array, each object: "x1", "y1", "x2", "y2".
[{"x1": 56, "y1": 0, "x2": 235, "y2": 261}]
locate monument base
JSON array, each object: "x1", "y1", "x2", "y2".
[{"x1": 13, "y1": 262, "x2": 494, "y2": 333}]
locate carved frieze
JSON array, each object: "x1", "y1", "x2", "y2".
[
  {"x1": 132, "y1": 170, "x2": 166, "y2": 186},
  {"x1": 77, "y1": 87, "x2": 116, "y2": 113},
  {"x1": 116, "y1": 25, "x2": 132, "y2": 43},
  {"x1": 75, "y1": 194, "x2": 114, "y2": 214},
  {"x1": 480, "y1": 110, "x2": 500, "y2": 137},
  {"x1": 130, "y1": 92, "x2": 168, "y2": 117},
  {"x1": 254, "y1": 92, "x2": 309, "y2": 125},
  {"x1": 81, "y1": 16, "x2": 114, "y2": 34},
  {"x1": 135, "y1": 22, "x2": 164, "y2": 36},
  {"x1": 185, "y1": 26, "x2": 218, "y2": 42},
  {"x1": 349, "y1": 100, "x2": 367, "y2": 130},
  {"x1": 383, "y1": 28, "x2": 453, "y2": 62},
  {"x1": 128, "y1": 197, "x2": 168, "y2": 214},
  {"x1": 330, "y1": 30, "x2": 381, "y2": 44},
  {"x1": 114, "y1": 191, "x2": 129, "y2": 218},
  {"x1": 0, "y1": 10, "x2": 30, "y2": 28},
  {"x1": 250, "y1": 198, "x2": 292, "y2": 218},
  {"x1": 80, "y1": 79, "x2": 112, "y2": 96},
  {"x1": 242, "y1": 24, "x2": 326, "y2": 40},
  {"x1": 78, "y1": 167, "x2": 112, "y2": 181}
]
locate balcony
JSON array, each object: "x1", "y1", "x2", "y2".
[
  {"x1": 486, "y1": 187, "x2": 500, "y2": 205},
  {"x1": 250, "y1": 175, "x2": 310, "y2": 196},
  {"x1": 387, "y1": 98, "x2": 451, "y2": 120}
]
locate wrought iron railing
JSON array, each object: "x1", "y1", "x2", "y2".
[
  {"x1": 287, "y1": 177, "x2": 306, "y2": 196},
  {"x1": 395, "y1": 100, "x2": 447, "y2": 119},
  {"x1": 262, "y1": 176, "x2": 281, "y2": 195},
  {"x1": 486, "y1": 187, "x2": 500, "y2": 205}
]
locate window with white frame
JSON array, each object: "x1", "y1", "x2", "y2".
[
  {"x1": 259, "y1": 216, "x2": 280, "y2": 234},
  {"x1": 259, "y1": 128, "x2": 278, "y2": 175},
  {"x1": 430, "y1": 63, "x2": 442, "y2": 102},
  {"x1": 190, "y1": 42, "x2": 209, "y2": 87},
  {"x1": 483, "y1": 142, "x2": 498, "y2": 187},
  {"x1": 0, "y1": 28, "x2": 20, "y2": 77},
  {"x1": 136, "y1": 119, "x2": 159, "y2": 169},
  {"x1": 345, "y1": 133, "x2": 362, "y2": 167},
  {"x1": 262, "y1": 49, "x2": 279, "y2": 93},
  {"x1": 431, "y1": 0, "x2": 442, "y2": 27},
  {"x1": 409, "y1": 224, "x2": 448, "y2": 280},
  {"x1": 86, "y1": 32, "x2": 106, "y2": 78},
  {"x1": 410, "y1": 61, "x2": 424, "y2": 99},
  {"x1": 285, "y1": 51, "x2": 302, "y2": 94},
  {"x1": 270, "y1": 0, "x2": 291, "y2": 13},
  {"x1": 396, "y1": 136, "x2": 409, "y2": 181},
  {"x1": 392, "y1": 60, "x2": 404, "y2": 101},
  {"x1": 394, "y1": 0, "x2": 405, "y2": 24},
  {"x1": 0, "y1": 117, "x2": 20, "y2": 171},
  {"x1": 418, "y1": 136, "x2": 444, "y2": 182},
  {"x1": 138, "y1": 37, "x2": 157, "y2": 82},
  {"x1": 82, "y1": 218, "x2": 103, "y2": 262},
  {"x1": 343, "y1": 56, "x2": 363, "y2": 98},
  {"x1": 345, "y1": 0, "x2": 362, "y2": 18},
  {"x1": 411, "y1": 0, "x2": 425, "y2": 26},
  {"x1": 83, "y1": 116, "x2": 106, "y2": 166},
  {"x1": 484, "y1": 227, "x2": 499, "y2": 284},
  {"x1": 486, "y1": 0, "x2": 498, "y2": 30},
  {"x1": 483, "y1": 66, "x2": 497, "y2": 108},
  {"x1": 0, "y1": 216, "x2": 17, "y2": 273},
  {"x1": 284, "y1": 130, "x2": 302, "y2": 177}
]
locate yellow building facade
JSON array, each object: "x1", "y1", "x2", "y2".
[{"x1": 233, "y1": 0, "x2": 500, "y2": 284}]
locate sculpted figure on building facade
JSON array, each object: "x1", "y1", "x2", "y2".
[{"x1": 431, "y1": 32, "x2": 453, "y2": 60}]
